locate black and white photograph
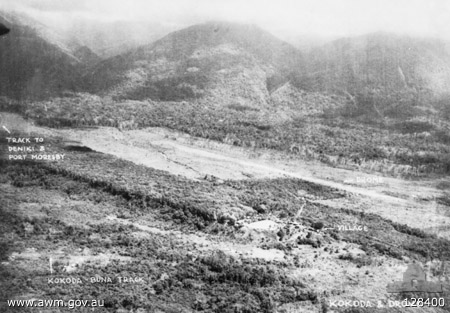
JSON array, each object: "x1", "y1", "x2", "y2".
[{"x1": 1, "y1": 0, "x2": 450, "y2": 312}]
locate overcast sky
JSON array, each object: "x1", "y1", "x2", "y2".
[{"x1": 1, "y1": 0, "x2": 449, "y2": 39}]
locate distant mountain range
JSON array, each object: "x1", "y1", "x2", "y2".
[
  {"x1": 1, "y1": 11, "x2": 450, "y2": 118},
  {"x1": 299, "y1": 32, "x2": 450, "y2": 98},
  {"x1": 292, "y1": 32, "x2": 450, "y2": 118}
]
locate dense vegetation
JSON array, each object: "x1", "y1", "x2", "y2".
[{"x1": 11, "y1": 93, "x2": 450, "y2": 177}]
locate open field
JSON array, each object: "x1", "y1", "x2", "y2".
[{"x1": 3, "y1": 112, "x2": 450, "y2": 235}]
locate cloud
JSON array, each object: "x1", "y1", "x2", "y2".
[{"x1": 1, "y1": 0, "x2": 449, "y2": 39}]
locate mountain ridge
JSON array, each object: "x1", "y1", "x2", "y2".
[
  {"x1": 1, "y1": 15, "x2": 450, "y2": 117},
  {"x1": 84, "y1": 21, "x2": 304, "y2": 105}
]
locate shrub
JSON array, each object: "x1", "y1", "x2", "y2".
[
  {"x1": 312, "y1": 221, "x2": 324, "y2": 230},
  {"x1": 227, "y1": 103, "x2": 259, "y2": 112}
]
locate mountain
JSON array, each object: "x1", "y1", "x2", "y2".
[
  {"x1": 85, "y1": 25, "x2": 450, "y2": 117},
  {"x1": 297, "y1": 32, "x2": 450, "y2": 112},
  {"x1": 84, "y1": 21, "x2": 304, "y2": 106},
  {"x1": 0, "y1": 11, "x2": 98, "y2": 100}
]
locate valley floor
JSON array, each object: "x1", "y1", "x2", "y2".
[
  {"x1": 1, "y1": 112, "x2": 450, "y2": 313},
  {"x1": 10, "y1": 113, "x2": 448, "y2": 237}
]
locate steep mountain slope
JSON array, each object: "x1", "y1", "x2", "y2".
[
  {"x1": 0, "y1": 12, "x2": 97, "y2": 100},
  {"x1": 298, "y1": 32, "x2": 450, "y2": 107},
  {"x1": 85, "y1": 21, "x2": 304, "y2": 106},
  {"x1": 2, "y1": 11, "x2": 101, "y2": 65}
]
